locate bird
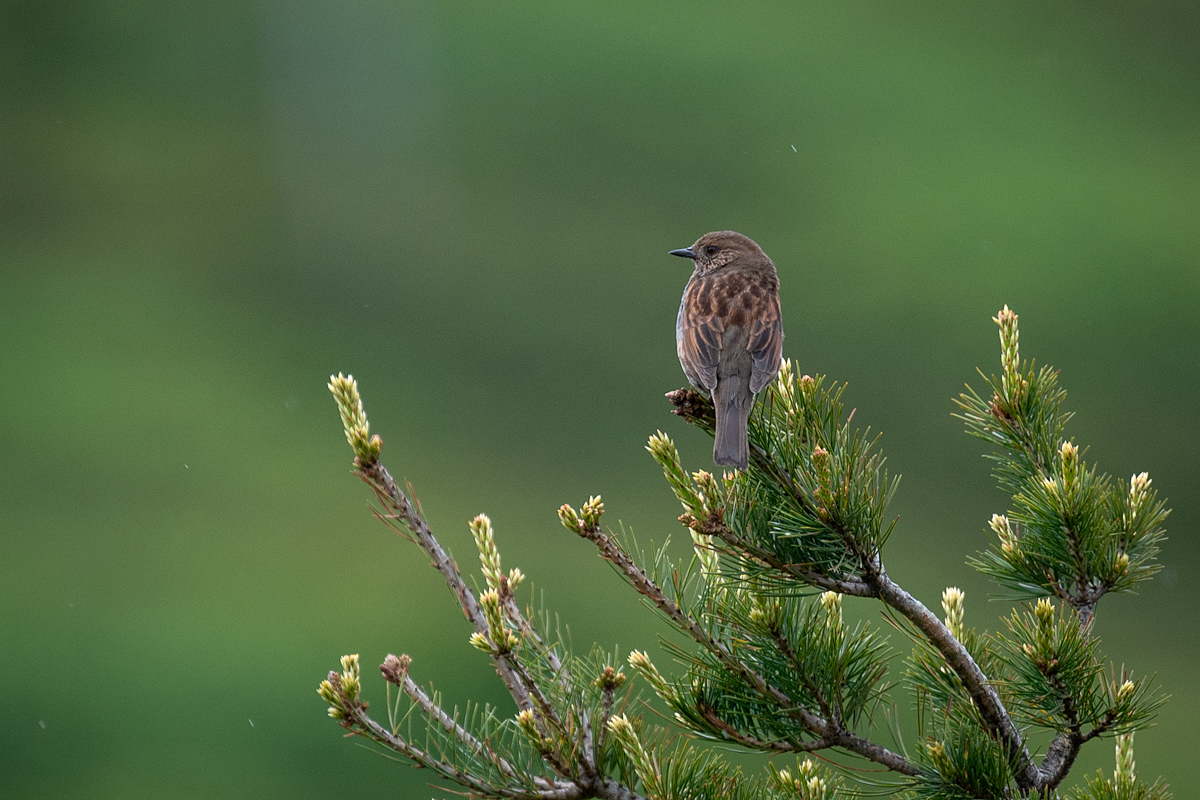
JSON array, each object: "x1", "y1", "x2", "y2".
[{"x1": 671, "y1": 231, "x2": 783, "y2": 470}]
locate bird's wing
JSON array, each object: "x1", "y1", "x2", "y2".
[
  {"x1": 678, "y1": 283, "x2": 722, "y2": 392},
  {"x1": 747, "y1": 291, "x2": 783, "y2": 394}
]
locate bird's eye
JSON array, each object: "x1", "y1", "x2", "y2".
[{"x1": 705, "y1": 245, "x2": 719, "y2": 256}]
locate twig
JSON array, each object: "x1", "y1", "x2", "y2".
[
  {"x1": 350, "y1": 707, "x2": 579, "y2": 800},
  {"x1": 356, "y1": 462, "x2": 544, "y2": 720}
]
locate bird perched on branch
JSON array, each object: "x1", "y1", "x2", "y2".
[{"x1": 671, "y1": 231, "x2": 783, "y2": 469}]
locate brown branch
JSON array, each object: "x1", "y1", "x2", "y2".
[
  {"x1": 874, "y1": 573, "x2": 1039, "y2": 790},
  {"x1": 695, "y1": 700, "x2": 827, "y2": 753},
  {"x1": 827, "y1": 727, "x2": 920, "y2": 776},
  {"x1": 1039, "y1": 705, "x2": 1121, "y2": 792}
]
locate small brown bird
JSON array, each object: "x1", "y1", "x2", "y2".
[{"x1": 671, "y1": 231, "x2": 783, "y2": 469}]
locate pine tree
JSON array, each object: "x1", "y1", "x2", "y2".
[{"x1": 320, "y1": 307, "x2": 1170, "y2": 799}]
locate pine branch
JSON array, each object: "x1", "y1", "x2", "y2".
[
  {"x1": 956, "y1": 307, "x2": 1167, "y2": 626},
  {"x1": 563, "y1": 499, "x2": 918, "y2": 778},
  {"x1": 325, "y1": 375, "x2": 648, "y2": 800},
  {"x1": 875, "y1": 573, "x2": 1038, "y2": 789},
  {"x1": 321, "y1": 302, "x2": 1172, "y2": 800},
  {"x1": 351, "y1": 453, "x2": 540, "y2": 715},
  {"x1": 561, "y1": 505, "x2": 824, "y2": 732},
  {"x1": 667, "y1": 381, "x2": 1037, "y2": 792}
]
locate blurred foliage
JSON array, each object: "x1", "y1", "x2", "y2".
[{"x1": 1, "y1": 1, "x2": 1197, "y2": 797}]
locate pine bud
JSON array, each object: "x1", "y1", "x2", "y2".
[
  {"x1": 594, "y1": 665, "x2": 627, "y2": 691},
  {"x1": 941, "y1": 587, "x2": 965, "y2": 640},
  {"x1": 1059, "y1": 440, "x2": 1079, "y2": 490},
  {"x1": 994, "y1": 305, "x2": 1021, "y2": 399},
  {"x1": 478, "y1": 589, "x2": 513, "y2": 652},
  {"x1": 1116, "y1": 679, "x2": 1136, "y2": 703},
  {"x1": 647, "y1": 432, "x2": 701, "y2": 512},
  {"x1": 558, "y1": 503, "x2": 582, "y2": 534},
  {"x1": 581, "y1": 495, "x2": 605, "y2": 527},
  {"x1": 692, "y1": 469, "x2": 723, "y2": 517},
  {"x1": 1115, "y1": 733, "x2": 1136, "y2": 787},
  {"x1": 321, "y1": 668, "x2": 352, "y2": 716},
  {"x1": 328, "y1": 374, "x2": 382, "y2": 463},
  {"x1": 380, "y1": 653, "x2": 412, "y2": 686},
  {"x1": 469, "y1": 632, "x2": 492, "y2": 652},
  {"x1": 607, "y1": 715, "x2": 658, "y2": 791},
  {"x1": 339, "y1": 654, "x2": 361, "y2": 701},
  {"x1": 1129, "y1": 472, "x2": 1152, "y2": 514},
  {"x1": 990, "y1": 513, "x2": 1020, "y2": 555},
  {"x1": 470, "y1": 514, "x2": 503, "y2": 590},
  {"x1": 1034, "y1": 597, "x2": 1055, "y2": 626},
  {"x1": 628, "y1": 650, "x2": 669, "y2": 697},
  {"x1": 812, "y1": 446, "x2": 834, "y2": 514},
  {"x1": 515, "y1": 709, "x2": 542, "y2": 744},
  {"x1": 819, "y1": 591, "x2": 842, "y2": 631},
  {"x1": 507, "y1": 567, "x2": 525, "y2": 590},
  {"x1": 775, "y1": 359, "x2": 797, "y2": 406},
  {"x1": 799, "y1": 373, "x2": 816, "y2": 400}
]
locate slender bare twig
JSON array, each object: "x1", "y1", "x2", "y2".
[
  {"x1": 503, "y1": 592, "x2": 567, "y2": 678},
  {"x1": 349, "y1": 706, "x2": 582, "y2": 800},
  {"x1": 358, "y1": 461, "x2": 543, "y2": 715},
  {"x1": 397, "y1": 674, "x2": 556, "y2": 789},
  {"x1": 359, "y1": 460, "x2": 579, "y2": 781}
]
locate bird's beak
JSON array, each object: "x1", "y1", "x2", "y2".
[{"x1": 669, "y1": 247, "x2": 696, "y2": 259}]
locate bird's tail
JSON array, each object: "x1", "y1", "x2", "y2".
[{"x1": 713, "y1": 376, "x2": 752, "y2": 470}]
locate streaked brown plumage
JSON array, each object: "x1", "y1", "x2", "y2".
[{"x1": 671, "y1": 231, "x2": 783, "y2": 469}]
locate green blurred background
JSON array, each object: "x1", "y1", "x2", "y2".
[{"x1": 3, "y1": 2, "x2": 1198, "y2": 797}]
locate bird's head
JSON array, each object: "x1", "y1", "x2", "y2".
[{"x1": 669, "y1": 231, "x2": 771, "y2": 274}]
